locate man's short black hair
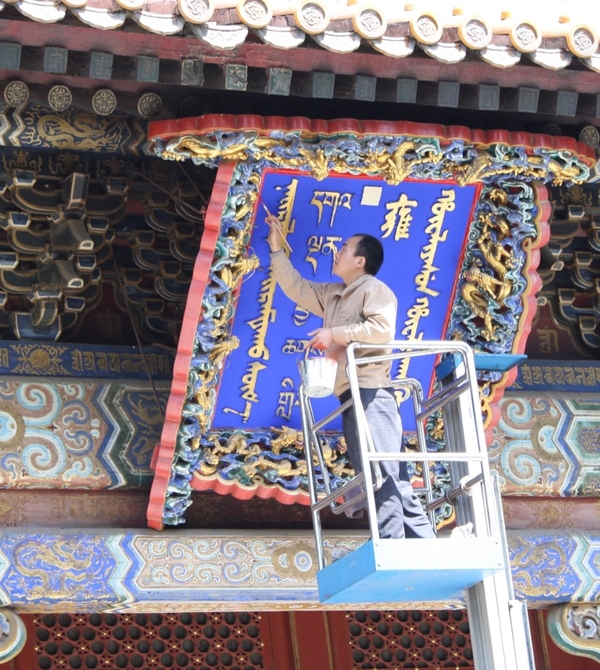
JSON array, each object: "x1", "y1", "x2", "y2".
[{"x1": 354, "y1": 234, "x2": 384, "y2": 276}]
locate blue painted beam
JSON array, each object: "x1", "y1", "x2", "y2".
[{"x1": 0, "y1": 529, "x2": 595, "y2": 612}]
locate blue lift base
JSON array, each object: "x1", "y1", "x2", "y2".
[{"x1": 317, "y1": 538, "x2": 504, "y2": 604}]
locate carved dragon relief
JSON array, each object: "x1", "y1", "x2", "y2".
[{"x1": 459, "y1": 212, "x2": 517, "y2": 342}]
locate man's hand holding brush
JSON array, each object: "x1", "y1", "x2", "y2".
[{"x1": 263, "y1": 204, "x2": 292, "y2": 254}]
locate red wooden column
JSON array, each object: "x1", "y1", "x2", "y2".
[
  {"x1": 261, "y1": 612, "x2": 295, "y2": 670},
  {"x1": 260, "y1": 610, "x2": 354, "y2": 670}
]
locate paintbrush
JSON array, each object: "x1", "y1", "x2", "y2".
[{"x1": 261, "y1": 202, "x2": 293, "y2": 253}]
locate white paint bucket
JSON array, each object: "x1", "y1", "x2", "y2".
[{"x1": 298, "y1": 356, "x2": 338, "y2": 397}]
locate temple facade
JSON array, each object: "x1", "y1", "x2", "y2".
[{"x1": 0, "y1": 1, "x2": 600, "y2": 668}]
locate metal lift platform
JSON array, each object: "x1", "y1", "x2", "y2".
[
  {"x1": 317, "y1": 536, "x2": 503, "y2": 604},
  {"x1": 300, "y1": 340, "x2": 535, "y2": 669}
]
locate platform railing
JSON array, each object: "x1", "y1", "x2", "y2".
[
  {"x1": 299, "y1": 339, "x2": 500, "y2": 571},
  {"x1": 299, "y1": 340, "x2": 535, "y2": 669}
]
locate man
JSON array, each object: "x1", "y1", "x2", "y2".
[{"x1": 266, "y1": 214, "x2": 435, "y2": 540}]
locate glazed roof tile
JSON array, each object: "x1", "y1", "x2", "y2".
[{"x1": 5, "y1": 0, "x2": 600, "y2": 71}]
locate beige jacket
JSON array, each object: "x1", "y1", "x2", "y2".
[{"x1": 271, "y1": 250, "x2": 397, "y2": 397}]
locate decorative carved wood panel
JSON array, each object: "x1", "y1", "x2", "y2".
[
  {"x1": 346, "y1": 610, "x2": 473, "y2": 668},
  {"x1": 32, "y1": 613, "x2": 265, "y2": 670},
  {"x1": 15, "y1": 610, "x2": 476, "y2": 670}
]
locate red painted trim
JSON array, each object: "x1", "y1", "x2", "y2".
[
  {"x1": 149, "y1": 115, "x2": 596, "y2": 164},
  {"x1": 146, "y1": 161, "x2": 236, "y2": 530},
  {"x1": 191, "y1": 470, "x2": 304, "y2": 504}
]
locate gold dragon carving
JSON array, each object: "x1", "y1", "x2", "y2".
[
  {"x1": 197, "y1": 432, "x2": 306, "y2": 479},
  {"x1": 363, "y1": 141, "x2": 444, "y2": 185},
  {"x1": 270, "y1": 426, "x2": 303, "y2": 454},
  {"x1": 241, "y1": 455, "x2": 308, "y2": 480},
  {"x1": 198, "y1": 427, "x2": 355, "y2": 483},
  {"x1": 192, "y1": 336, "x2": 240, "y2": 435},
  {"x1": 36, "y1": 115, "x2": 113, "y2": 151},
  {"x1": 160, "y1": 132, "x2": 589, "y2": 190},
  {"x1": 162, "y1": 137, "x2": 451, "y2": 185},
  {"x1": 511, "y1": 537, "x2": 568, "y2": 598},
  {"x1": 14, "y1": 538, "x2": 99, "y2": 601},
  {"x1": 460, "y1": 212, "x2": 516, "y2": 341},
  {"x1": 452, "y1": 153, "x2": 583, "y2": 187}
]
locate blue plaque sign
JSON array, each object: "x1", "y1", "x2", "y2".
[{"x1": 212, "y1": 170, "x2": 479, "y2": 431}]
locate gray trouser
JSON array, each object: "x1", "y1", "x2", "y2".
[{"x1": 341, "y1": 387, "x2": 436, "y2": 540}]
